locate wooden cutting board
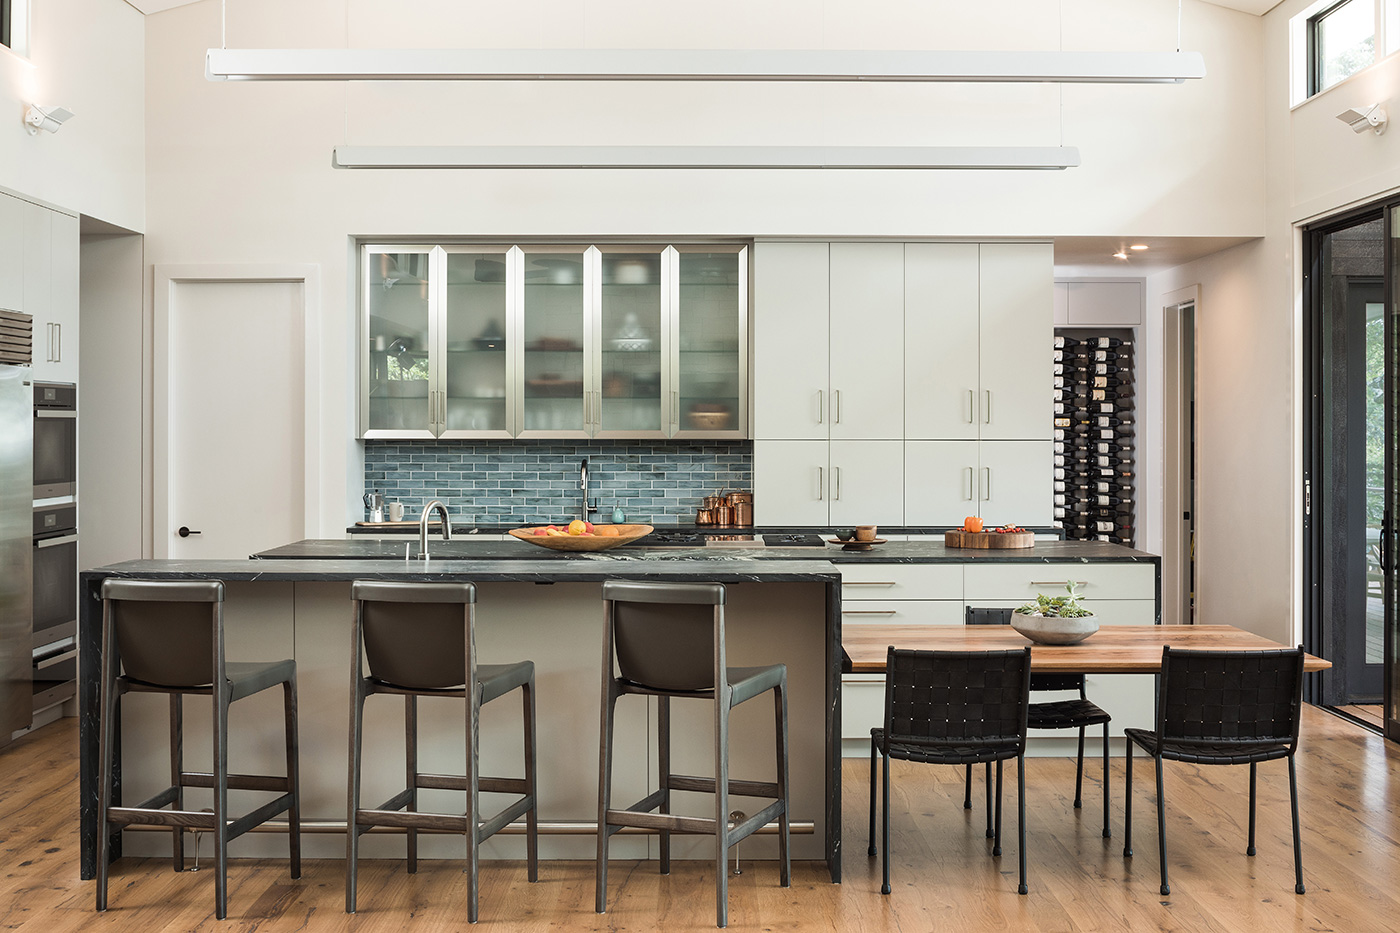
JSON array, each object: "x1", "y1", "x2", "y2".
[{"x1": 944, "y1": 529, "x2": 1035, "y2": 549}]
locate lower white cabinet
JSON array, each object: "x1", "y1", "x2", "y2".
[
  {"x1": 754, "y1": 439, "x2": 902, "y2": 525},
  {"x1": 904, "y1": 440, "x2": 1052, "y2": 527}
]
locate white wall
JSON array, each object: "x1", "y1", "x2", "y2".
[
  {"x1": 0, "y1": 0, "x2": 145, "y2": 228},
  {"x1": 141, "y1": 0, "x2": 1270, "y2": 534}
]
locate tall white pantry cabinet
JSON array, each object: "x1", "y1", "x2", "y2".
[{"x1": 753, "y1": 241, "x2": 1052, "y2": 527}]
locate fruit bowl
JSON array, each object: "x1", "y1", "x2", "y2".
[{"x1": 508, "y1": 524, "x2": 654, "y2": 551}]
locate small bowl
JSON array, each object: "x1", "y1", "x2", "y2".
[
  {"x1": 855, "y1": 524, "x2": 878, "y2": 542},
  {"x1": 834, "y1": 529, "x2": 854, "y2": 541}
]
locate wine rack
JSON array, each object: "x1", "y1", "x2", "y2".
[{"x1": 1052, "y1": 332, "x2": 1135, "y2": 547}]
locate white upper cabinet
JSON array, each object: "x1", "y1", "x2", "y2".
[
  {"x1": 905, "y1": 243, "x2": 980, "y2": 441},
  {"x1": 0, "y1": 195, "x2": 24, "y2": 312},
  {"x1": 977, "y1": 243, "x2": 1052, "y2": 441},
  {"x1": 45, "y1": 212, "x2": 80, "y2": 383},
  {"x1": 1060, "y1": 281, "x2": 1144, "y2": 326},
  {"x1": 753, "y1": 440, "x2": 829, "y2": 525},
  {"x1": 828, "y1": 440, "x2": 905, "y2": 525},
  {"x1": 752, "y1": 242, "x2": 829, "y2": 440},
  {"x1": 976, "y1": 440, "x2": 1053, "y2": 527},
  {"x1": 829, "y1": 243, "x2": 904, "y2": 441}
]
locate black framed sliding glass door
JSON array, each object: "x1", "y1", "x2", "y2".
[{"x1": 1304, "y1": 206, "x2": 1396, "y2": 732}]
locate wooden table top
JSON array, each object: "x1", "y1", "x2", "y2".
[{"x1": 843, "y1": 624, "x2": 1332, "y2": 674}]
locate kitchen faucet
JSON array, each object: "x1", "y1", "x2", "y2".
[
  {"x1": 418, "y1": 499, "x2": 453, "y2": 560},
  {"x1": 579, "y1": 458, "x2": 598, "y2": 522}
]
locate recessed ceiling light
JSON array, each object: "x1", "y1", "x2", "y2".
[
  {"x1": 1113, "y1": 251, "x2": 1128, "y2": 260},
  {"x1": 1129, "y1": 244, "x2": 1149, "y2": 251}
]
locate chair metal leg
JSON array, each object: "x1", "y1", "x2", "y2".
[
  {"x1": 1289, "y1": 757, "x2": 1305, "y2": 895},
  {"x1": 595, "y1": 689, "x2": 616, "y2": 914},
  {"x1": 170, "y1": 694, "x2": 184, "y2": 872},
  {"x1": 714, "y1": 690, "x2": 730, "y2": 929},
  {"x1": 984, "y1": 760, "x2": 994, "y2": 838},
  {"x1": 1123, "y1": 741, "x2": 1133, "y2": 858},
  {"x1": 1101, "y1": 723, "x2": 1111, "y2": 838},
  {"x1": 868, "y1": 738, "x2": 878, "y2": 857},
  {"x1": 523, "y1": 679, "x2": 539, "y2": 884},
  {"x1": 213, "y1": 693, "x2": 230, "y2": 920},
  {"x1": 346, "y1": 679, "x2": 365, "y2": 913},
  {"x1": 880, "y1": 748, "x2": 891, "y2": 896},
  {"x1": 405, "y1": 694, "x2": 418, "y2": 874},
  {"x1": 283, "y1": 676, "x2": 300, "y2": 879},
  {"x1": 466, "y1": 685, "x2": 482, "y2": 924},
  {"x1": 992, "y1": 759, "x2": 1004, "y2": 858},
  {"x1": 963, "y1": 763, "x2": 973, "y2": 809},
  {"x1": 1247, "y1": 761, "x2": 1257, "y2": 856},
  {"x1": 1017, "y1": 755, "x2": 1028, "y2": 895},
  {"x1": 775, "y1": 683, "x2": 791, "y2": 888},
  {"x1": 1154, "y1": 755, "x2": 1169, "y2": 897},
  {"x1": 659, "y1": 695, "x2": 672, "y2": 875},
  {"x1": 1074, "y1": 726, "x2": 1086, "y2": 808}
]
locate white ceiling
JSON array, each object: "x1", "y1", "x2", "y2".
[
  {"x1": 1053, "y1": 235, "x2": 1258, "y2": 273},
  {"x1": 130, "y1": 0, "x2": 1280, "y2": 18}
]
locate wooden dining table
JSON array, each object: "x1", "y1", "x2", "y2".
[{"x1": 843, "y1": 624, "x2": 1332, "y2": 673}]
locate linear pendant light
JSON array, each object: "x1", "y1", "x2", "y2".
[
  {"x1": 330, "y1": 145, "x2": 1082, "y2": 170},
  {"x1": 207, "y1": 48, "x2": 1205, "y2": 84}
]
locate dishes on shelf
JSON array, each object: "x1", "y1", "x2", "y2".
[
  {"x1": 526, "y1": 337, "x2": 582, "y2": 352},
  {"x1": 685, "y1": 406, "x2": 732, "y2": 430},
  {"x1": 525, "y1": 377, "x2": 584, "y2": 398},
  {"x1": 609, "y1": 337, "x2": 654, "y2": 352}
]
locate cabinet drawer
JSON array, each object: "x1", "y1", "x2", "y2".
[
  {"x1": 840, "y1": 563, "x2": 962, "y2": 600},
  {"x1": 961, "y1": 599, "x2": 1158, "y2": 626},
  {"x1": 841, "y1": 674, "x2": 885, "y2": 740},
  {"x1": 839, "y1": 599, "x2": 962, "y2": 626},
  {"x1": 963, "y1": 563, "x2": 1155, "y2": 601}
]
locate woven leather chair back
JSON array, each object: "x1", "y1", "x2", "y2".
[
  {"x1": 964, "y1": 606, "x2": 1082, "y2": 692},
  {"x1": 1158, "y1": 646, "x2": 1304, "y2": 744},
  {"x1": 883, "y1": 647, "x2": 1032, "y2": 746}
]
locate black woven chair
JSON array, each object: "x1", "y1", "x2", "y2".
[
  {"x1": 964, "y1": 607, "x2": 1112, "y2": 837},
  {"x1": 868, "y1": 646, "x2": 1032, "y2": 896},
  {"x1": 1123, "y1": 645, "x2": 1306, "y2": 896}
]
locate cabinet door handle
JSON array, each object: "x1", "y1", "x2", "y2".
[
  {"x1": 842, "y1": 609, "x2": 898, "y2": 616},
  {"x1": 982, "y1": 467, "x2": 991, "y2": 501},
  {"x1": 673, "y1": 390, "x2": 679, "y2": 428},
  {"x1": 834, "y1": 465, "x2": 841, "y2": 500},
  {"x1": 817, "y1": 466, "x2": 824, "y2": 501},
  {"x1": 1031, "y1": 580, "x2": 1089, "y2": 587},
  {"x1": 54, "y1": 323, "x2": 61, "y2": 362},
  {"x1": 964, "y1": 466, "x2": 974, "y2": 501},
  {"x1": 984, "y1": 389, "x2": 992, "y2": 424},
  {"x1": 966, "y1": 388, "x2": 974, "y2": 423},
  {"x1": 817, "y1": 389, "x2": 824, "y2": 424},
  {"x1": 844, "y1": 581, "x2": 897, "y2": 586},
  {"x1": 834, "y1": 389, "x2": 841, "y2": 424}
]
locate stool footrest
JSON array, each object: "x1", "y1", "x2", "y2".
[
  {"x1": 357, "y1": 795, "x2": 534, "y2": 841},
  {"x1": 668, "y1": 774, "x2": 780, "y2": 798},
  {"x1": 180, "y1": 771, "x2": 292, "y2": 793},
  {"x1": 415, "y1": 773, "x2": 529, "y2": 795},
  {"x1": 225, "y1": 795, "x2": 295, "y2": 842},
  {"x1": 130, "y1": 786, "x2": 180, "y2": 812},
  {"x1": 729, "y1": 801, "x2": 785, "y2": 845},
  {"x1": 108, "y1": 807, "x2": 217, "y2": 829},
  {"x1": 606, "y1": 807, "x2": 718, "y2": 835},
  {"x1": 477, "y1": 796, "x2": 534, "y2": 842}
]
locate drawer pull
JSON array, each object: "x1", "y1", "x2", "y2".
[
  {"x1": 844, "y1": 581, "x2": 897, "y2": 586},
  {"x1": 1029, "y1": 580, "x2": 1089, "y2": 587},
  {"x1": 842, "y1": 609, "x2": 898, "y2": 615}
]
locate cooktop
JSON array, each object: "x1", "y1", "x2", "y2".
[{"x1": 628, "y1": 532, "x2": 828, "y2": 549}]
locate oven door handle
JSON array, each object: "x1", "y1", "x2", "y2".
[
  {"x1": 35, "y1": 534, "x2": 79, "y2": 549},
  {"x1": 34, "y1": 646, "x2": 78, "y2": 669},
  {"x1": 35, "y1": 409, "x2": 77, "y2": 420}
]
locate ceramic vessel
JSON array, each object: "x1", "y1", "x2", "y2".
[{"x1": 1010, "y1": 612, "x2": 1099, "y2": 645}]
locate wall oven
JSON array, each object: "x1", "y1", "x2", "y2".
[
  {"x1": 32, "y1": 503, "x2": 77, "y2": 711},
  {"x1": 33, "y1": 381, "x2": 76, "y2": 499}
]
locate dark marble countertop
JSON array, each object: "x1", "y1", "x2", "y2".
[
  {"x1": 346, "y1": 523, "x2": 1066, "y2": 537},
  {"x1": 81, "y1": 558, "x2": 841, "y2": 584},
  {"x1": 254, "y1": 538, "x2": 1157, "y2": 564}
]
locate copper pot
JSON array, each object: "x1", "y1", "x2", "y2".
[
  {"x1": 732, "y1": 502, "x2": 753, "y2": 527},
  {"x1": 696, "y1": 508, "x2": 715, "y2": 525},
  {"x1": 713, "y1": 505, "x2": 733, "y2": 526},
  {"x1": 703, "y1": 494, "x2": 725, "y2": 510}
]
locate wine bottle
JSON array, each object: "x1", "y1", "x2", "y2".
[{"x1": 1094, "y1": 337, "x2": 1131, "y2": 348}]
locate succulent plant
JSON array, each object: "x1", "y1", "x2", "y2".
[{"x1": 1015, "y1": 582, "x2": 1094, "y2": 619}]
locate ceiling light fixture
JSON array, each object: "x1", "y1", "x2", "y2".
[
  {"x1": 1129, "y1": 244, "x2": 1149, "y2": 250},
  {"x1": 1336, "y1": 103, "x2": 1387, "y2": 135},
  {"x1": 1113, "y1": 251, "x2": 1129, "y2": 260},
  {"x1": 23, "y1": 104, "x2": 75, "y2": 135},
  {"x1": 330, "y1": 145, "x2": 1083, "y2": 171},
  {"x1": 207, "y1": 48, "x2": 1206, "y2": 84}
]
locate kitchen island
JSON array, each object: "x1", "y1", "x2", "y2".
[{"x1": 78, "y1": 540, "x2": 1160, "y2": 883}]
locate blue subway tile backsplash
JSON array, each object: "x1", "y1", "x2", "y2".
[{"x1": 364, "y1": 440, "x2": 753, "y2": 525}]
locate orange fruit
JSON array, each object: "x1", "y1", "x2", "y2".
[{"x1": 597, "y1": 525, "x2": 620, "y2": 537}]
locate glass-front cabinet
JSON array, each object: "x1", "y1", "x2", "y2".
[{"x1": 360, "y1": 242, "x2": 747, "y2": 439}]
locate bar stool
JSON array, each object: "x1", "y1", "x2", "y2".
[
  {"x1": 346, "y1": 581, "x2": 538, "y2": 923},
  {"x1": 595, "y1": 581, "x2": 790, "y2": 929},
  {"x1": 95, "y1": 579, "x2": 300, "y2": 920}
]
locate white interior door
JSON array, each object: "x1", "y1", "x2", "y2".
[{"x1": 158, "y1": 275, "x2": 312, "y2": 559}]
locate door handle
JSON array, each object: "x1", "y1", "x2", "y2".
[
  {"x1": 984, "y1": 389, "x2": 991, "y2": 424},
  {"x1": 817, "y1": 389, "x2": 824, "y2": 425},
  {"x1": 966, "y1": 388, "x2": 974, "y2": 423},
  {"x1": 817, "y1": 466, "x2": 824, "y2": 501},
  {"x1": 834, "y1": 466, "x2": 841, "y2": 501},
  {"x1": 55, "y1": 323, "x2": 61, "y2": 362},
  {"x1": 673, "y1": 390, "x2": 679, "y2": 427},
  {"x1": 834, "y1": 389, "x2": 841, "y2": 424},
  {"x1": 842, "y1": 610, "x2": 898, "y2": 616},
  {"x1": 965, "y1": 466, "x2": 974, "y2": 501},
  {"x1": 177, "y1": 526, "x2": 202, "y2": 537},
  {"x1": 982, "y1": 467, "x2": 991, "y2": 501}
]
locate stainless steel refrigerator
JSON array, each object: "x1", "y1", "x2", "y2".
[{"x1": 0, "y1": 361, "x2": 33, "y2": 743}]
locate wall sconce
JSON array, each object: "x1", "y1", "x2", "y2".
[
  {"x1": 24, "y1": 104, "x2": 75, "y2": 135},
  {"x1": 1336, "y1": 103, "x2": 1386, "y2": 136}
]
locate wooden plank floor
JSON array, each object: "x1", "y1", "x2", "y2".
[
  {"x1": 1337, "y1": 704, "x2": 1384, "y2": 730},
  {"x1": 3, "y1": 706, "x2": 1399, "y2": 932}
]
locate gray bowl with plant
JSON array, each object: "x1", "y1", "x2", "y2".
[{"x1": 1012, "y1": 582, "x2": 1099, "y2": 645}]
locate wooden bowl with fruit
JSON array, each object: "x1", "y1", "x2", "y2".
[{"x1": 508, "y1": 521, "x2": 655, "y2": 551}]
